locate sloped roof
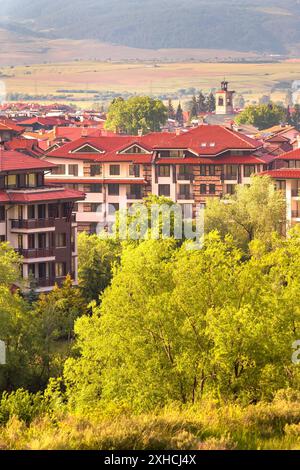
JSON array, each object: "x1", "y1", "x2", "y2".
[{"x1": 0, "y1": 150, "x2": 56, "y2": 173}]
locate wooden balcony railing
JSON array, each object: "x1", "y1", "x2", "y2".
[
  {"x1": 126, "y1": 193, "x2": 142, "y2": 200},
  {"x1": 177, "y1": 193, "x2": 194, "y2": 200},
  {"x1": 177, "y1": 173, "x2": 194, "y2": 182},
  {"x1": 18, "y1": 248, "x2": 54, "y2": 259}
]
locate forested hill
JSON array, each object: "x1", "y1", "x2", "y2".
[{"x1": 1, "y1": 0, "x2": 300, "y2": 55}]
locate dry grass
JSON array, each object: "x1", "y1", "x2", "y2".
[
  {"x1": 1, "y1": 397, "x2": 300, "y2": 450},
  {"x1": 0, "y1": 60, "x2": 299, "y2": 108}
]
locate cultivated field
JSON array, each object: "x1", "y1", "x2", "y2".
[{"x1": 1, "y1": 60, "x2": 300, "y2": 108}]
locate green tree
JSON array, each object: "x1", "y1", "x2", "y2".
[
  {"x1": 235, "y1": 103, "x2": 287, "y2": 130},
  {"x1": 167, "y1": 99, "x2": 175, "y2": 120},
  {"x1": 105, "y1": 96, "x2": 167, "y2": 134},
  {"x1": 197, "y1": 91, "x2": 207, "y2": 113},
  {"x1": 64, "y1": 232, "x2": 300, "y2": 411},
  {"x1": 290, "y1": 104, "x2": 300, "y2": 130},
  {"x1": 206, "y1": 92, "x2": 216, "y2": 112},
  {"x1": 188, "y1": 96, "x2": 198, "y2": 120},
  {"x1": 78, "y1": 232, "x2": 120, "y2": 303},
  {"x1": 205, "y1": 176, "x2": 286, "y2": 250},
  {"x1": 175, "y1": 102, "x2": 184, "y2": 125}
]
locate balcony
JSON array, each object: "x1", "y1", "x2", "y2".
[
  {"x1": 18, "y1": 248, "x2": 54, "y2": 259},
  {"x1": 126, "y1": 193, "x2": 143, "y2": 200},
  {"x1": 177, "y1": 193, "x2": 194, "y2": 200},
  {"x1": 11, "y1": 218, "x2": 56, "y2": 229},
  {"x1": 292, "y1": 189, "x2": 300, "y2": 197},
  {"x1": 222, "y1": 174, "x2": 238, "y2": 181},
  {"x1": 35, "y1": 277, "x2": 66, "y2": 288},
  {"x1": 177, "y1": 173, "x2": 194, "y2": 182},
  {"x1": 11, "y1": 215, "x2": 75, "y2": 230}
]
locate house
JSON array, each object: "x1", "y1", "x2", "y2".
[
  {"x1": 0, "y1": 150, "x2": 85, "y2": 292},
  {"x1": 43, "y1": 125, "x2": 267, "y2": 233},
  {"x1": 0, "y1": 119, "x2": 24, "y2": 143}
]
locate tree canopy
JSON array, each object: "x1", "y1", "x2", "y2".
[
  {"x1": 105, "y1": 96, "x2": 168, "y2": 135},
  {"x1": 235, "y1": 103, "x2": 287, "y2": 130}
]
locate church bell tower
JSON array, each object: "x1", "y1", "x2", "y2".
[{"x1": 216, "y1": 80, "x2": 235, "y2": 115}]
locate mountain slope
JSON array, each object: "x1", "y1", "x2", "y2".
[{"x1": 1, "y1": 0, "x2": 300, "y2": 54}]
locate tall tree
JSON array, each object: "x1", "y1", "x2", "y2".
[
  {"x1": 206, "y1": 92, "x2": 216, "y2": 112},
  {"x1": 197, "y1": 91, "x2": 207, "y2": 113},
  {"x1": 167, "y1": 99, "x2": 175, "y2": 120},
  {"x1": 105, "y1": 96, "x2": 168, "y2": 134},
  {"x1": 189, "y1": 95, "x2": 198, "y2": 120},
  {"x1": 175, "y1": 102, "x2": 184, "y2": 125}
]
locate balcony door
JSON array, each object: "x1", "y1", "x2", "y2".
[{"x1": 38, "y1": 204, "x2": 46, "y2": 220}]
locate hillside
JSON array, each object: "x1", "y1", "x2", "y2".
[{"x1": 1, "y1": 0, "x2": 300, "y2": 56}]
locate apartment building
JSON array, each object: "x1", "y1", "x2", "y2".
[
  {"x1": 42, "y1": 125, "x2": 271, "y2": 232},
  {"x1": 261, "y1": 147, "x2": 300, "y2": 227},
  {"x1": 0, "y1": 150, "x2": 85, "y2": 292}
]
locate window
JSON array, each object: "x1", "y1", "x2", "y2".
[
  {"x1": 48, "y1": 204, "x2": 59, "y2": 218},
  {"x1": 90, "y1": 164, "x2": 102, "y2": 176},
  {"x1": 200, "y1": 184, "x2": 207, "y2": 194},
  {"x1": 28, "y1": 234, "x2": 35, "y2": 249},
  {"x1": 123, "y1": 145, "x2": 146, "y2": 154},
  {"x1": 169, "y1": 150, "x2": 184, "y2": 158},
  {"x1": 218, "y1": 97, "x2": 224, "y2": 106},
  {"x1": 68, "y1": 164, "x2": 78, "y2": 176},
  {"x1": 244, "y1": 165, "x2": 256, "y2": 178},
  {"x1": 179, "y1": 184, "x2": 191, "y2": 196},
  {"x1": 28, "y1": 264, "x2": 36, "y2": 277},
  {"x1": 56, "y1": 233, "x2": 67, "y2": 248},
  {"x1": 110, "y1": 165, "x2": 120, "y2": 176},
  {"x1": 226, "y1": 165, "x2": 238, "y2": 178},
  {"x1": 83, "y1": 204, "x2": 92, "y2": 212},
  {"x1": 200, "y1": 165, "x2": 206, "y2": 176},
  {"x1": 90, "y1": 184, "x2": 102, "y2": 193},
  {"x1": 209, "y1": 184, "x2": 216, "y2": 194},
  {"x1": 158, "y1": 165, "x2": 171, "y2": 177},
  {"x1": 26, "y1": 173, "x2": 37, "y2": 188},
  {"x1": 108, "y1": 203, "x2": 119, "y2": 215},
  {"x1": 38, "y1": 233, "x2": 47, "y2": 249},
  {"x1": 28, "y1": 205, "x2": 35, "y2": 219},
  {"x1": 0, "y1": 206, "x2": 5, "y2": 222},
  {"x1": 129, "y1": 164, "x2": 140, "y2": 177},
  {"x1": 0, "y1": 235, "x2": 5, "y2": 243},
  {"x1": 226, "y1": 184, "x2": 236, "y2": 195},
  {"x1": 38, "y1": 205, "x2": 46, "y2": 219},
  {"x1": 276, "y1": 180, "x2": 286, "y2": 191},
  {"x1": 208, "y1": 165, "x2": 215, "y2": 176},
  {"x1": 5, "y1": 175, "x2": 17, "y2": 188},
  {"x1": 108, "y1": 184, "x2": 119, "y2": 196},
  {"x1": 18, "y1": 234, "x2": 23, "y2": 250},
  {"x1": 158, "y1": 184, "x2": 170, "y2": 197},
  {"x1": 55, "y1": 262, "x2": 67, "y2": 278},
  {"x1": 288, "y1": 160, "x2": 300, "y2": 169},
  {"x1": 51, "y1": 165, "x2": 66, "y2": 175},
  {"x1": 91, "y1": 203, "x2": 102, "y2": 213},
  {"x1": 38, "y1": 263, "x2": 47, "y2": 279}
]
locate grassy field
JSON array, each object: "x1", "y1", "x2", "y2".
[
  {"x1": 1, "y1": 396, "x2": 300, "y2": 450},
  {"x1": 1, "y1": 60, "x2": 300, "y2": 108}
]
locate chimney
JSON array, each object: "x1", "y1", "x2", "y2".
[
  {"x1": 138, "y1": 129, "x2": 143, "y2": 137},
  {"x1": 81, "y1": 128, "x2": 88, "y2": 138}
]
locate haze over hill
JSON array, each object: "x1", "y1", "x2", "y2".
[{"x1": 1, "y1": 0, "x2": 300, "y2": 61}]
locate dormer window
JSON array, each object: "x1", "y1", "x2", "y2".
[{"x1": 5, "y1": 175, "x2": 17, "y2": 189}]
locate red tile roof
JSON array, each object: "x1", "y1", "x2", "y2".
[
  {"x1": 260, "y1": 169, "x2": 300, "y2": 179},
  {"x1": 0, "y1": 150, "x2": 56, "y2": 172},
  {"x1": 0, "y1": 188, "x2": 85, "y2": 203},
  {"x1": 274, "y1": 148, "x2": 300, "y2": 160},
  {"x1": 0, "y1": 119, "x2": 24, "y2": 134},
  {"x1": 164, "y1": 125, "x2": 262, "y2": 155}
]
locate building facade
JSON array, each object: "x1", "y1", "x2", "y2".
[{"x1": 0, "y1": 150, "x2": 85, "y2": 292}]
